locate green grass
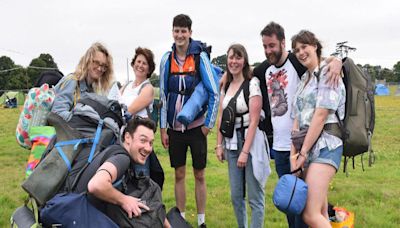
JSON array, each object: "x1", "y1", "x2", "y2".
[{"x1": 1, "y1": 87, "x2": 400, "y2": 227}]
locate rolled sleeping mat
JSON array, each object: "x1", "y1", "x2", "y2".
[
  {"x1": 21, "y1": 112, "x2": 83, "y2": 206},
  {"x1": 176, "y1": 65, "x2": 221, "y2": 126},
  {"x1": 176, "y1": 82, "x2": 208, "y2": 126}
]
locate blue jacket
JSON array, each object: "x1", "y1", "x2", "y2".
[
  {"x1": 51, "y1": 74, "x2": 93, "y2": 121},
  {"x1": 159, "y1": 40, "x2": 219, "y2": 129}
]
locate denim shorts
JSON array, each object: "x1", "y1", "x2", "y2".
[{"x1": 305, "y1": 146, "x2": 343, "y2": 171}]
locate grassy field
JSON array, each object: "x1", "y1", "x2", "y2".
[{"x1": 1, "y1": 87, "x2": 399, "y2": 227}]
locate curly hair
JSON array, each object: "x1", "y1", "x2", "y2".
[{"x1": 131, "y1": 47, "x2": 155, "y2": 78}]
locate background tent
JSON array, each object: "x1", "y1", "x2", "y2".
[
  {"x1": 0, "y1": 91, "x2": 26, "y2": 106},
  {"x1": 375, "y1": 84, "x2": 390, "y2": 96}
]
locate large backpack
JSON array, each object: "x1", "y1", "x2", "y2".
[
  {"x1": 167, "y1": 41, "x2": 213, "y2": 96},
  {"x1": 106, "y1": 174, "x2": 166, "y2": 228},
  {"x1": 340, "y1": 58, "x2": 375, "y2": 172},
  {"x1": 325, "y1": 58, "x2": 375, "y2": 173},
  {"x1": 21, "y1": 94, "x2": 124, "y2": 205}
]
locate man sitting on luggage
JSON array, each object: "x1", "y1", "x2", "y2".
[{"x1": 87, "y1": 117, "x2": 170, "y2": 227}]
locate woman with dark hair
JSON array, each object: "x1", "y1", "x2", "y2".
[
  {"x1": 215, "y1": 44, "x2": 270, "y2": 228},
  {"x1": 119, "y1": 47, "x2": 163, "y2": 185},
  {"x1": 120, "y1": 47, "x2": 156, "y2": 117},
  {"x1": 290, "y1": 30, "x2": 346, "y2": 227}
]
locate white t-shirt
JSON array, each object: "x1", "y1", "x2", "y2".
[
  {"x1": 119, "y1": 79, "x2": 153, "y2": 118},
  {"x1": 222, "y1": 77, "x2": 264, "y2": 128},
  {"x1": 265, "y1": 55, "x2": 301, "y2": 151}
]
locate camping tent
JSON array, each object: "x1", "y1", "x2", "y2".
[
  {"x1": 0, "y1": 91, "x2": 26, "y2": 106},
  {"x1": 375, "y1": 84, "x2": 390, "y2": 96}
]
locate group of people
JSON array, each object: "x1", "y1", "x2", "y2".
[{"x1": 50, "y1": 13, "x2": 345, "y2": 228}]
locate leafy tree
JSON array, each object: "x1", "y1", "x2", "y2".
[
  {"x1": 363, "y1": 64, "x2": 378, "y2": 81},
  {"x1": 38, "y1": 53, "x2": 58, "y2": 69},
  {"x1": 8, "y1": 66, "x2": 27, "y2": 90},
  {"x1": 211, "y1": 54, "x2": 227, "y2": 71},
  {"x1": 393, "y1": 61, "x2": 400, "y2": 82},
  {"x1": 0, "y1": 56, "x2": 27, "y2": 90},
  {"x1": 27, "y1": 53, "x2": 58, "y2": 87},
  {"x1": 380, "y1": 68, "x2": 395, "y2": 82},
  {"x1": 0, "y1": 56, "x2": 16, "y2": 90}
]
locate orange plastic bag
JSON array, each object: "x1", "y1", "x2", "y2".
[{"x1": 330, "y1": 207, "x2": 355, "y2": 228}]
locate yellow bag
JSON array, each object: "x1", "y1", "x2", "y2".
[{"x1": 330, "y1": 207, "x2": 355, "y2": 228}]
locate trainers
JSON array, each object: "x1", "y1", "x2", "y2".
[{"x1": 199, "y1": 223, "x2": 207, "y2": 228}]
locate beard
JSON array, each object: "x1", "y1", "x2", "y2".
[{"x1": 266, "y1": 47, "x2": 283, "y2": 66}]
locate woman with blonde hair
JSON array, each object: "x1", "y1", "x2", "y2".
[{"x1": 52, "y1": 42, "x2": 115, "y2": 121}]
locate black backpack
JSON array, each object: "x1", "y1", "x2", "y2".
[
  {"x1": 219, "y1": 80, "x2": 250, "y2": 138},
  {"x1": 106, "y1": 173, "x2": 166, "y2": 228}
]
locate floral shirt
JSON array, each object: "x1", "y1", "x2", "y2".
[{"x1": 291, "y1": 62, "x2": 346, "y2": 157}]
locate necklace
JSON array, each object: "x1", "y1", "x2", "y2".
[{"x1": 133, "y1": 79, "x2": 144, "y2": 87}]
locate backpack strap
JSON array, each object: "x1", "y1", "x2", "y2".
[
  {"x1": 120, "y1": 81, "x2": 132, "y2": 95},
  {"x1": 225, "y1": 80, "x2": 250, "y2": 140},
  {"x1": 168, "y1": 51, "x2": 200, "y2": 97},
  {"x1": 137, "y1": 81, "x2": 152, "y2": 118}
]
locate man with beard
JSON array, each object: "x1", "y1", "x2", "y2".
[{"x1": 254, "y1": 22, "x2": 342, "y2": 228}]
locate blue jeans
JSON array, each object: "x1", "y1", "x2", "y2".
[
  {"x1": 272, "y1": 149, "x2": 308, "y2": 228},
  {"x1": 226, "y1": 131, "x2": 265, "y2": 228}
]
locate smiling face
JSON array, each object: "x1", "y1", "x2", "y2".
[
  {"x1": 293, "y1": 42, "x2": 318, "y2": 71},
  {"x1": 262, "y1": 34, "x2": 285, "y2": 66},
  {"x1": 172, "y1": 26, "x2": 192, "y2": 50},
  {"x1": 124, "y1": 125, "x2": 154, "y2": 165},
  {"x1": 132, "y1": 54, "x2": 149, "y2": 80},
  {"x1": 227, "y1": 49, "x2": 245, "y2": 77},
  {"x1": 88, "y1": 51, "x2": 108, "y2": 82}
]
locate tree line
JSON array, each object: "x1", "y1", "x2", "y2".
[
  {"x1": 0, "y1": 54, "x2": 58, "y2": 90},
  {"x1": 1, "y1": 53, "x2": 399, "y2": 91}
]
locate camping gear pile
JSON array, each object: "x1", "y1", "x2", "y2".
[{"x1": 1, "y1": 91, "x2": 25, "y2": 108}]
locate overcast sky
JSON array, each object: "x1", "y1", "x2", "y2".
[{"x1": 1, "y1": 0, "x2": 399, "y2": 82}]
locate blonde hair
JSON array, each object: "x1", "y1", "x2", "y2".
[{"x1": 74, "y1": 42, "x2": 114, "y2": 94}]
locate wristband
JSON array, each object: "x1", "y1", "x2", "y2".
[{"x1": 215, "y1": 144, "x2": 223, "y2": 150}]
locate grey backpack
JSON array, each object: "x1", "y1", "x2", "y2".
[{"x1": 329, "y1": 57, "x2": 376, "y2": 173}]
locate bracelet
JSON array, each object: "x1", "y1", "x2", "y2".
[
  {"x1": 298, "y1": 152, "x2": 307, "y2": 158},
  {"x1": 97, "y1": 169, "x2": 113, "y2": 180},
  {"x1": 241, "y1": 151, "x2": 249, "y2": 155},
  {"x1": 215, "y1": 144, "x2": 223, "y2": 150}
]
